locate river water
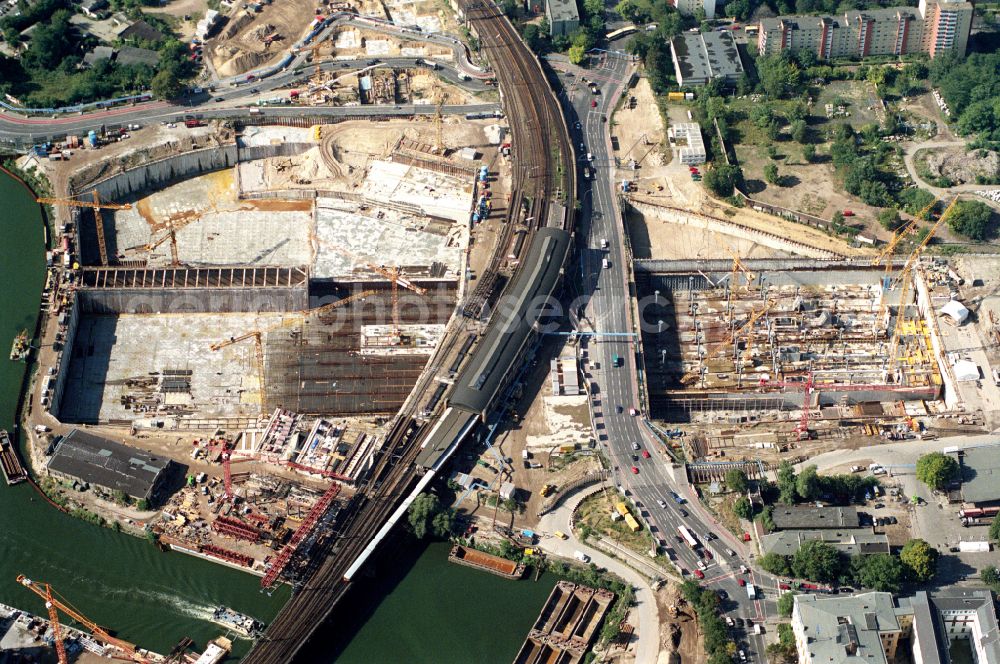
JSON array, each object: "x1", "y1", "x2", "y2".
[{"x1": 0, "y1": 169, "x2": 551, "y2": 662}]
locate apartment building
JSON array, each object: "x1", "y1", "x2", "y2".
[
  {"x1": 792, "y1": 590, "x2": 1000, "y2": 664},
  {"x1": 757, "y1": 0, "x2": 972, "y2": 60},
  {"x1": 671, "y1": 0, "x2": 717, "y2": 20},
  {"x1": 545, "y1": 0, "x2": 580, "y2": 36}
]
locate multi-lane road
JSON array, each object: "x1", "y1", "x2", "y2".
[{"x1": 555, "y1": 50, "x2": 774, "y2": 659}]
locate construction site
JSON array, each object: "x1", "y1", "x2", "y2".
[{"x1": 25, "y1": 86, "x2": 511, "y2": 586}]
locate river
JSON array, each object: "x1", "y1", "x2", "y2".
[{"x1": 0, "y1": 168, "x2": 551, "y2": 662}]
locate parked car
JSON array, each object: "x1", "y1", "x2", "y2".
[
  {"x1": 738, "y1": 578, "x2": 746, "y2": 587},
  {"x1": 693, "y1": 569, "x2": 705, "y2": 579}
]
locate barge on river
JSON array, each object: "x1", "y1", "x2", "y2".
[{"x1": 0, "y1": 430, "x2": 27, "y2": 485}]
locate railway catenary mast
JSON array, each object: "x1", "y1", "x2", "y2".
[{"x1": 242, "y1": 3, "x2": 574, "y2": 662}]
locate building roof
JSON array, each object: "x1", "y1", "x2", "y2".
[
  {"x1": 116, "y1": 45, "x2": 159, "y2": 67},
  {"x1": 82, "y1": 46, "x2": 114, "y2": 66},
  {"x1": 47, "y1": 429, "x2": 170, "y2": 500},
  {"x1": 771, "y1": 505, "x2": 860, "y2": 530},
  {"x1": 449, "y1": 227, "x2": 570, "y2": 416},
  {"x1": 951, "y1": 445, "x2": 1000, "y2": 504},
  {"x1": 794, "y1": 593, "x2": 900, "y2": 664},
  {"x1": 118, "y1": 19, "x2": 164, "y2": 42},
  {"x1": 670, "y1": 31, "x2": 744, "y2": 86},
  {"x1": 940, "y1": 299, "x2": 970, "y2": 325},
  {"x1": 903, "y1": 589, "x2": 1000, "y2": 664},
  {"x1": 80, "y1": 0, "x2": 108, "y2": 11},
  {"x1": 761, "y1": 528, "x2": 889, "y2": 557},
  {"x1": 546, "y1": 0, "x2": 580, "y2": 23}
]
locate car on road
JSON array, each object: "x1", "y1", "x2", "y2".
[
  {"x1": 631, "y1": 442, "x2": 640, "y2": 450},
  {"x1": 678, "y1": 509, "x2": 688, "y2": 517},
  {"x1": 736, "y1": 618, "x2": 745, "y2": 627},
  {"x1": 705, "y1": 532, "x2": 717, "y2": 540},
  {"x1": 874, "y1": 502, "x2": 885, "y2": 509},
  {"x1": 632, "y1": 454, "x2": 639, "y2": 462},
  {"x1": 554, "y1": 531, "x2": 568, "y2": 540},
  {"x1": 591, "y1": 100, "x2": 597, "y2": 107},
  {"x1": 642, "y1": 450, "x2": 650, "y2": 459},
  {"x1": 657, "y1": 499, "x2": 667, "y2": 508},
  {"x1": 737, "y1": 578, "x2": 746, "y2": 587},
  {"x1": 574, "y1": 121, "x2": 582, "y2": 129},
  {"x1": 631, "y1": 466, "x2": 639, "y2": 474},
  {"x1": 616, "y1": 405, "x2": 623, "y2": 414},
  {"x1": 250, "y1": 87, "x2": 260, "y2": 93},
  {"x1": 215, "y1": 97, "x2": 224, "y2": 102},
  {"x1": 693, "y1": 569, "x2": 705, "y2": 579},
  {"x1": 629, "y1": 407, "x2": 638, "y2": 416},
  {"x1": 704, "y1": 549, "x2": 713, "y2": 559}
]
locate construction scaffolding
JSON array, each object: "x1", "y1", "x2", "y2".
[{"x1": 639, "y1": 262, "x2": 943, "y2": 420}]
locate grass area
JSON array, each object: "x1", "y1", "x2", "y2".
[
  {"x1": 812, "y1": 80, "x2": 884, "y2": 129},
  {"x1": 575, "y1": 491, "x2": 653, "y2": 555},
  {"x1": 700, "y1": 491, "x2": 742, "y2": 539}
]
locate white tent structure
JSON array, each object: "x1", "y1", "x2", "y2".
[{"x1": 940, "y1": 300, "x2": 970, "y2": 326}]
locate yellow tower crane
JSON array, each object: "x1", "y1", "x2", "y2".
[
  {"x1": 36, "y1": 190, "x2": 131, "y2": 266},
  {"x1": 886, "y1": 197, "x2": 959, "y2": 368}
]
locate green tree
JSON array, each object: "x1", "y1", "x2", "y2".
[
  {"x1": 764, "y1": 163, "x2": 779, "y2": 185},
  {"x1": 802, "y1": 144, "x2": 816, "y2": 163},
  {"x1": 759, "y1": 552, "x2": 792, "y2": 576},
  {"x1": 878, "y1": 207, "x2": 904, "y2": 231},
  {"x1": 778, "y1": 591, "x2": 796, "y2": 618},
  {"x1": 757, "y1": 53, "x2": 802, "y2": 99},
  {"x1": 726, "y1": 468, "x2": 749, "y2": 493},
  {"x1": 851, "y1": 553, "x2": 904, "y2": 592},
  {"x1": 792, "y1": 540, "x2": 843, "y2": 583},
  {"x1": 791, "y1": 119, "x2": 808, "y2": 144},
  {"x1": 151, "y1": 67, "x2": 183, "y2": 100},
  {"x1": 946, "y1": 200, "x2": 994, "y2": 241},
  {"x1": 983, "y1": 565, "x2": 1000, "y2": 592},
  {"x1": 900, "y1": 538, "x2": 938, "y2": 582},
  {"x1": 407, "y1": 492, "x2": 444, "y2": 539},
  {"x1": 568, "y1": 44, "x2": 586, "y2": 64},
  {"x1": 136, "y1": 498, "x2": 150, "y2": 511},
  {"x1": 989, "y1": 515, "x2": 1000, "y2": 541},
  {"x1": 796, "y1": 465, "x2": 821, "y2": 502},
  {"x1": 501, "y1": 0, "x2": 518, "y2": 16},
  {"x1": 916, "y1": 452, "x2": 959, "y2": 490},
  {"x1": 431, "y1": 509, "x2": 455, "y2": 538},
  {"x1": 734, "y1": 496, "x2": 753, "y2": 520},
  {"x1": 777, "y1": 461, "x2": 797, "y2": 505},
  {"x1": 703, "y1": 164, "x2": 743, "y2": 198}
]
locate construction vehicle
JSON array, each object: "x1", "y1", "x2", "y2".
[
  {"x1": 36, "y1": 191, "x2": 131, "y2": 266},
  {"x1": 17, "y1": 575, "x2": 145, "y2": 664}
]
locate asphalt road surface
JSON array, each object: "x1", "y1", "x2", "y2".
[{"x1": 554, "y1": 51, "x2": 773, "y2": 659}]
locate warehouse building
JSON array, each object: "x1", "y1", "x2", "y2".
[
  {"x1": 760, "y1": 528, "x2": 889, "y2": 557},
  {"x1": 947, "y1": 444, "x2": 1000, "y2": 506},
  {"x1": 670, "y1": 31, "x2": 745, "y2": 88},
  {"x1": 758, "y1": 0, "x2": 972, "y2": 60},
  {"x1": 770, "y1": 505, "x2": 860, "y2": 530},
  {"x1": 47, "y1": 429, "x2": 172, "y2": 503}
]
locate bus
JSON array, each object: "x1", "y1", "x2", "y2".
[
  {"x1": 606, "y1": 25, "x2": 638, "y2": 40},
  {"x1": 677, "y1": 525, "x2": 699, "y2": 548}
]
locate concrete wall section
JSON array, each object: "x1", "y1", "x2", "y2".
[
  {"x1": 84, "y1": 146, "x2": 239, "y2": 201},
  {"x1": 49, "y1": 294, "x2": 82, "y2": 418},
  {"x1": 76, "y1": 287, "x2": 308, "y2": 314}
]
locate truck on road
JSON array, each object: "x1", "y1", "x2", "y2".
[{"x1": 746, "y1": 584, "x2": 757, "y2": 600}]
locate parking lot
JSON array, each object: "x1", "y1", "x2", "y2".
[{"x1": 803, "y1": 434, "x2": 1000, "y2": 585}]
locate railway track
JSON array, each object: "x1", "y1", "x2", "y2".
[{"x1": 243, "y1": 4, "x2": 572, "y2": 661}]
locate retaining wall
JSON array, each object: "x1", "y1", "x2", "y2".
[
  {"x1": 625, "y1": 199, "x2": 841, "y2": 259},
  {"x1": 76, "y1": 286, "x2": 307, "y2": 314}
]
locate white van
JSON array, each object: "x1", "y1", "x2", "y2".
[
  {"x1": 602, "y1": 258, "x2": 610, "y2": 269},
  {"x1": 574, "y1": 550, "x2": 590, "y2": 563},
  {"x1": 600, "y1": 238, "x2": 608, "y2": 249}
]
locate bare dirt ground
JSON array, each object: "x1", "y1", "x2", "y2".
[
  {"x1": 257, "y1": 117, "x2": 497, "y2": 193},
  {"x1": 897, "y1": 90, "x2": 952, "y2": 141},
  {"x1": 206, "y1": 0, "x2": 317, "y2": 77},
  {"x1": 146, "y1": 0, "x2": 209, "y2": 41},
  {"x1": 626, "y1": 207, "x2": 793, "y2": 260},
  {"x1": 612, "y1": 78, "x2": 671, "y2": 187},
  {"x1": 655, "y1": 584, "x2": 698, "y2": 664},
  {"x1": 915, "y1": 146, "x2": 1000, "y2": 185}
]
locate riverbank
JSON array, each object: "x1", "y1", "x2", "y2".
[{"x1": 0, "y1": 168, "x2": 288, "y2": 659}]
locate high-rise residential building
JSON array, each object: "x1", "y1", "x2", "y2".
[
  {"x1": 670, "y1": 0, "x2": 717, "y2": 20},
  {"x1": 757, "y1": 0, "x2": 973, "y2": 60}
]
